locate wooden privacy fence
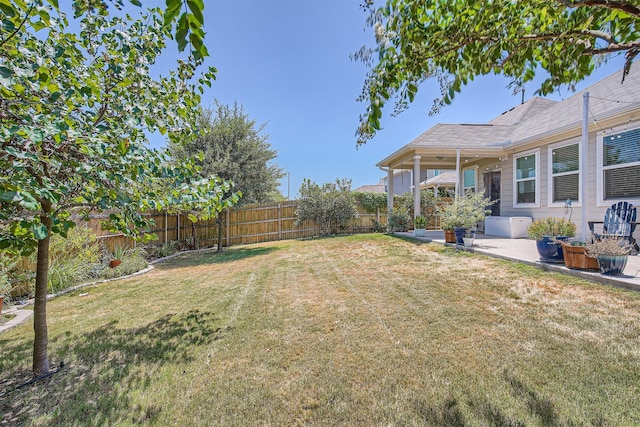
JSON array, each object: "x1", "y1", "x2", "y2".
[
  {"x1": 87, "y1": 199, "x2": 454, "y2": 251},
  {"x1": 90, "y1": 201, "x2": 391, "y2": 250}
]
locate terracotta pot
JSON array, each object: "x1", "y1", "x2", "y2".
[
  {"x1": 561, "y1": 243, "x2": 599, "y2": 270},
  {"x1": 444, "y1": 229, "x2": 456, "y2": 243},
  {"x1": 109, "y1": 259, "x2": 122, "y2": 268}
]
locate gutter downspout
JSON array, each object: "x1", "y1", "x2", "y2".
[{"x1": 581, "y1": 92, "x2": 589, "y2": 241}]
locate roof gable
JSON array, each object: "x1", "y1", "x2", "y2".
[
  {"x1": 511, "y1": 67, "x2": 640, "y2": 142},
  {"x1": 489, "y1": 97, "x2": 557, "y2": 126}
]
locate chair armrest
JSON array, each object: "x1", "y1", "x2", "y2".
[{"x1": 587, "y1": 221, "x2": 602, "y2": 232}]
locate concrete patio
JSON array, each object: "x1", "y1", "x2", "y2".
[{"x1": 397, "y1": 230, "x2": 640, "y2": 292}]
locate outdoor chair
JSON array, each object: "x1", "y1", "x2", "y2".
[{"x1": 588, "y1": 201, "x2": 638, "y2": 251}]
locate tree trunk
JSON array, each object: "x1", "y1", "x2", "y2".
[
  {"x1": 217, "y1": 211, "x2": 224, "y2": 253},
  {"x1": 33, "y1": 209, "x2": 52, "y2": 376}
]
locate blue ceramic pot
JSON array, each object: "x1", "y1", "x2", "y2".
[
  {"x1": 536, "y1": 236, "x2": 571, "y2": 263},
  {"x1": 453, "y1": 227, "x2": 467, "y2": 245},
  {"x1": 596, "y1": 254, "x2": 628, "y2": 275}
]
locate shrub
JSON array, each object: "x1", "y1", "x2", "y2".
[
  {"x1": 586, "y1": 237, "x2": 633, "y2": 256},
  {"x1": 144, "y1": 241, "x2": 179, "y2": 260},
  {"x1": 399, "y1": 190, "x2": 440, "y2": 223},
  {"x1": 388, "y1": 207, "x2": 411, "y2": 232},
  {"x1": 295, "y1": 178, "x2": 358, "y2": 236},
  {"x1": 527, "y1": 217, "x2": 577, "y2": 240},
  {"x1": 438, "y1": 191, "x2": 496, "y2": 230},
  {"x1": 46, "y1": 226, "x2": 102, "y2": 294},
  {"x1": 100, "y1": 251, "x2": 149, "y2": 280},
  {"x1": 0, "y1": 252, "x2": 19, "y2": 302},
  {"x1": 353, "y1": 192, "x2": 387, "y2": 213}
]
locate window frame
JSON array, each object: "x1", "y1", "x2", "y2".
[
  {"x1": 547, "y1": 140, "x2": 582, "y2": 207},
  {"x1": 596, "y1": 123, "x2": 640, "y2": 206},
  {"x1": 462, "y1": 166, "x2": 477, "y2": 194},
  {"x1": 513, "y1": 148, "x2": 540, "y2": 208}
]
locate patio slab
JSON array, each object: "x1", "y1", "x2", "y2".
[{"x1": 398, "y1": 230, "x2": 640, "y2": 292}]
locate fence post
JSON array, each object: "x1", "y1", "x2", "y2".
[
  {"x1": 177, "y1": 213, "x2": 180, "y2": 242},
  {"x1": 278, "y1": 203, "x2": 282, "y2": 240},
  {"x1": 164, "y1": 211, "x2": 168, "y2": 246}
]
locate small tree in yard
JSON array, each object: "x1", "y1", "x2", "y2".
[
  {"x1": 296, "y1": 179, "x2": 358, "y2": 236},
  {"x1": 0, "y1": 4, "x2": 238, "y2": 376}
]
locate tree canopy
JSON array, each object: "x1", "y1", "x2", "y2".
[
  {"x1": 356, "y1": 0, "x2": 640, "y2": 145},
  {"x1": 169, "y1": 101, "x2": 286, "y2": 205},
  {"x1": 0, "y1": 1, "x2": 236, "y2": 375}
]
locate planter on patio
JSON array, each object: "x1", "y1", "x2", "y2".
[
  {"x1": 527, "y1": 218, "x2": 576, "y2": 264},
  {"x1": 444, "y1": 229, "x2": 456, "y2": 243},
  {"x1": 453, "y1": 227, "x2": 467, "y2": 245},
  {"x1": 535, "y1": 236, "x2": 571, "y2": 263},
  {"x1": 561, "y1": 241, "x2": 599, "y2": 270},
  {"x1": 596, "y1": 254, "x2": 628, "y2": 276}
]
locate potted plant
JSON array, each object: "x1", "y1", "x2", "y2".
[
  {"x1": 462, "y1": 229, "x2": 475, "y2": 247},
  {"x1": 439, "y1": 215, "x2": 457, "y2": 243},
  {"x1": 561, "y1": 240, "x2": 599, "y2": 270},
  {"x1": 413, "y1": 215, "x2": 427, "y2": 237},
  {"x1": 586, "y1": 237, "x2": 633, "y2": 275},
  {"x1": 527, "y1": 217, "x2": 576, "y2": 263},
  {"x1": 438, "y1": 191, "x2": 495, "y2": 245},
  {"x1": 109, "y1": 244, "x2": 127, "y2": 268}
]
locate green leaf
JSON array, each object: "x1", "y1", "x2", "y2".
[
  {"x1": 32, "y1": 224, "x2": 48, "y2": 240},
  {"x1": 0, "y1": 66, "x2": 11, "y2": 78},
  {"x1": 187, "y1": 0, "x2": 204, "y2": 25}
]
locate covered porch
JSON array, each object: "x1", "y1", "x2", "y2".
[{"x1": 378, "y1": 135, "x2": 509, "y2": 218}]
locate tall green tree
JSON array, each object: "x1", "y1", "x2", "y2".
[
  {"x1": 169, "y1": 101, "x2": 285, "y2": 251},
  {"x1": 355, "y1": 0, "x2": 640, "y2": 145},
  {"x1": 0, "y1": 3, "x2": 238, "y2": 376},
  {"x1": 170, "y1": 102, "x2": 285, "y2": 205}
]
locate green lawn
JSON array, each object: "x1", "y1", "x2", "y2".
[{"x1": 2, "y1": 234, "x2": 640, "y2": 426}]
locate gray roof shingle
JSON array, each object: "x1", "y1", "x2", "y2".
[{"x1": 402, "y1": 66, "x2": 640, "y2": 149}]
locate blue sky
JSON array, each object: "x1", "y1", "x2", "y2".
[{"x1": 147, "y1": 0, "x2": 628, "y2": 198}]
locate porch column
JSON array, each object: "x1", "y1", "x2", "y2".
[
  {"x1": 581, "y1": 92, "x2": 589, "y2": 240},
  {"x1": 455, "y1": 148, "x2": 461, "y2": 199},
  {"x1": 387, "y1": 168, "x2": 394, "y2": 213},
  {"x1": 413, "y1": 155, "x2": 421, "y2": 217}
]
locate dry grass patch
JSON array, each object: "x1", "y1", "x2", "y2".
[{"x1": 1, "y1": 234, "x2": 640, "y2": 425}]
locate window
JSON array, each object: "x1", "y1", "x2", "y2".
[
  {"x1": 601, "y1": 128, "x2": 640, "y2": 200},
  {"x1": 514, "y1": 150, "x2": 538, "y2": 206},
  {"x1": 463, "y1": 168, "x2": 476, "y2": 193},
  {"x1": 550, "y1": 143, "x2": 580, "y2": 204}
]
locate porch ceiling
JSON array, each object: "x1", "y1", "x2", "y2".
[{"x1": 380, "y1": 146, "x2": 508, "y2": 170}]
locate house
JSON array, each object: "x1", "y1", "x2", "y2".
[
  {"x1": 380, "y1": 169, "x2": 435, "y2": 195},
  {"x1": 377, "y1": 67, "x2": 640, "y2": 240},
  {"x1": 420, "y1": 170, "x2": 456, "y2": 196},
  {"x1": 353, "y1": 183, "x2": 386, "y2": 194}
]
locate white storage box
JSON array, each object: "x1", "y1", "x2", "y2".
[{"x1": 485, "y1": 216, "x2": 532, "y2": 238}]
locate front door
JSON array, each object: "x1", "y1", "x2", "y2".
[{"x1": 484, "y1": 171, "x2": 501, "y2": 216}]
